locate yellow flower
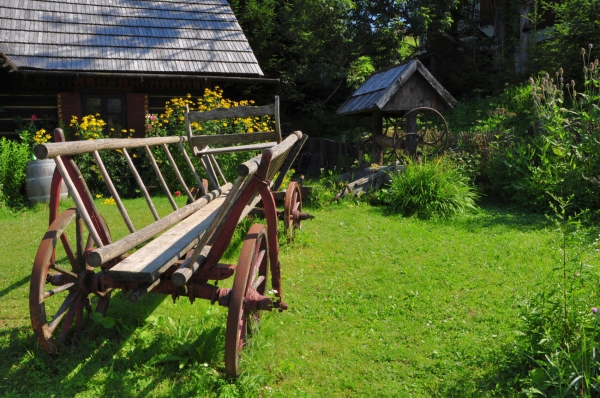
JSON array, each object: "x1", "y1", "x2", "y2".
[{"x1": 223, "y1": 122, "x2": 227, "y2": 127}]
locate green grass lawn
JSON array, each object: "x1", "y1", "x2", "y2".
[{"x1": 0, "y1": 198, "x2": 595, "y2": 397}]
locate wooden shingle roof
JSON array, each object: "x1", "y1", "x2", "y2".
[
  {"x1": 337, "y1": 60, "x2": 456, "y2": 115},
  {"x1": 0, "y1": 0, "x2": 263, "y2": 77}
]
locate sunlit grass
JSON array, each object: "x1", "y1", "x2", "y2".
[{"x1": 0, "y1": 197, "x2": 590, "y2": 396}]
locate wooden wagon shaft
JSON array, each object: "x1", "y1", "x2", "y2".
[
  {"x1": 34, "y1": 136, "x2": 187, "y2": 159},
  {"x1": 87, "y1": 183, "x2": 232, "y2": 267},
  {"x1": 336, "y1": 163, "x2": 405, "y2": 199}
]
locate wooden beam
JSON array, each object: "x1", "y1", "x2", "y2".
[
  {"x1": 190, "y1": 131, "x2": 278, "y2": 147},
  {"x1": 87, "y1": 183, "x2": 232, "y2": 267},
  {"x1": 35, "y1": 136, "x2": 187, "y2": 159},
  {"x1": 187, "y1": 104, "x2": 275, "y2": 122}
]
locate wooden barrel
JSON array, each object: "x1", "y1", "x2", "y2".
[{"x1": 26, "y1": 159, "x2": 68, "y2": 204}]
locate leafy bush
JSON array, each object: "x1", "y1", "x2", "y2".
[
  {"x1": 377, "y1": 157, "x2": 479, "y2": 219},
  {"x1": 0, "y1": 138, "x2": 30, "y2": 207}
]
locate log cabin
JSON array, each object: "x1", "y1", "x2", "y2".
[{"x1": 0, "y1": 0, "x2": 275, "y2": 138}]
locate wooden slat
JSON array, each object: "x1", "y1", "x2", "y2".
[
  {"x1": 87, "y1": 183, "x2": 231, "y2": 267},
  {"x1": 171, "y1": 180, "x2": 263, "y2": 287},
  {"x1": 107, "y1": 186, "x2": 233, "y2": 282},
  {"x1": 123, "y1": 148, "x2": 160, "y2": 222},
  {"x1": 194, "y1": 142, "x2": 275, "y2": 156},
  {"x1": 236, "y1": 132, "x2": 301, "y2": 176},
  {"x1": 187, "y1": 104, "x2": 275, "y2": 122},
  {"x1": 190, "y1": 131, "x2": 278, "y2": 147},
  {"x1": 92, "y1": 151, "x2": 136, "y2": 233}
]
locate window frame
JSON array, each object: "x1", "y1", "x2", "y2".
[{"x1": 81, "y1": 93, "x2": 127, "y2": 136}]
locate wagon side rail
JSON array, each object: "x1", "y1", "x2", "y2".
[
  {"x1": 35, "y1": 129, "x2": 215, "y2": 266},
  {"x1": 184, "y1": 97, "x2": 282, "y2": 190},
  {"x1": 171, "y1": 131, "x2": 303, "y2": 286}
]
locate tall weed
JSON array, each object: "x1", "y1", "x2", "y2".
[{"x1": 517, "y1": 195, "x2": 600, "y2": 396}]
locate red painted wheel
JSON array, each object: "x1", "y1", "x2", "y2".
[
  {"x1": 224, "y1": 224, "x2": 269, "y2": 377},
  {"x1": 284, "y1": 181, "x2": 302, "y2": 242},
  {"x1": 29, "y1": 208, "x2": 112, "y2": 352}
]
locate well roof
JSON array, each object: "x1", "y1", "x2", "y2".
[
  {"x1": 337, "y1": 60, "x2": 456, "y2": 116},
  {"x1": 0, "y1": 0, "x2": 263, "y2": 76}
]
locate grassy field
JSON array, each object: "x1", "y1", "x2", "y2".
[{"x1": 0, "y1": 197, "x2": 596, "y2": 397}]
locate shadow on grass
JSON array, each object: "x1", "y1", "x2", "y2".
[
  {"x1": 0, "y1": 292, "x2": 233, "y2": 397},
  {"x1": 427, "y1": 342, "x2": 527, "y2": 397},
  {"x1": 364, "y1": 203, "x2": 552, "y2": 233},
  {"x1": 0, "y1": 275, "x2": 29, "y2": 299}
]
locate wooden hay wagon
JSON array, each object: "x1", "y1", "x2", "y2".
[{"x1": 28, "y1": 99, "x2": 310, "y2": 377}]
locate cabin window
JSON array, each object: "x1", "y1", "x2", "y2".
[{"x1": 82, "y1": 93, "x2": 127, "y2": 135}]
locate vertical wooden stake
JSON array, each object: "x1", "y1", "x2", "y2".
[
  {"x1": 371, "y1": 110, "x2": 383, "y2": 166},
  {"x1": 404, "y1": 112, "x2": 418, "y2": 158}
]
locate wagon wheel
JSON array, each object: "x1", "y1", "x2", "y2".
[
  {"x1": 225, "y1": 224, "x2": 270, "y2": 377},
  {"x1": 29, "y1": 208, "x2": 112, "y2": 353},
  {"x1": 283, "y1": 181, "x2": 303, "y2": 242}
]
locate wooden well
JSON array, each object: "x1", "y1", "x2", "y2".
[{"x1": 337, "y1": 60, "x2": 457, "y2": 163}]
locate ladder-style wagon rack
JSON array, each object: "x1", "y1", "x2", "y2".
[{"x1": 29, "y1": 99, "x2": 310, "y2": 377}]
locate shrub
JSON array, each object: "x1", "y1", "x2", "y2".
[
  {"x1": 0, "y1": 137, "x2": 30, "y2": 207},
  {"x1": 377, "y1": 157, "x2": 479, "y2": 219}
]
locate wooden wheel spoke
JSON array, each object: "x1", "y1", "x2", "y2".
[
  {"x1": 83, "y1": 296, "x2": 93, "y2": 314},
  {"x1": 75, "y1": 299, "x2": 84, "y2": 339},
  {"x1": 251, "y1": 275, "x2": 266, "y2": 291},
  {"x1": 30, "y1": 208, "x2": 112, "y2": 353},
  {"x1": 49, "y1": 263, "x2": 78, "y2": 279},
  {"x1": 58, "y1": 293, "x2": 79, "y2": 342},
  {"x1": 48, "y1": 290, "x2": 77, "y2": 333},
  {"x1": 249, "y1": 249, "x2": 266, "y2": 282},
  {"x1": 44, "y1": 282, "x2": 74, "y2": 299},
  {"x1": 293, "y1": 201, "x2": 300, "y2": 211},
  {"x1": 60, "y1": 233, "x2": 78, "y2": 272},
  {"x1": 85, "y1": 234, "x2": 94, "y2": 251}
]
